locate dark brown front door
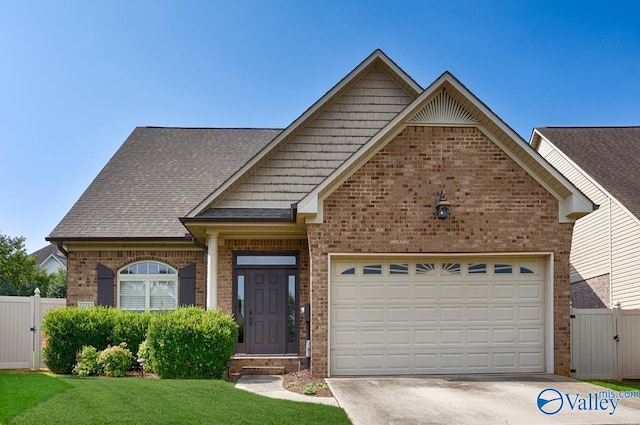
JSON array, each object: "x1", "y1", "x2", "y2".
[{"x1": 246, "y1": 269, "x2": 287, "y2": 354}]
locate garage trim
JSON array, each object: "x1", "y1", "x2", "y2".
[{"x1": 327, "y1": 252, "x2": 555, "y2": 376}]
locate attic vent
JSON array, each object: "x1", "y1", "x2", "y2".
[{"x1": 409, "y1": 89, "x2": 479, "y2": 125}]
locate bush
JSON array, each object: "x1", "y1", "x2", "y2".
[
  {"x1": 42, "y1": 307, "x2": 115, "y2": 374},
  {"x1": 42, "y1": 307, "x2": 150, "y2": 374},
  {"x1": 97, "y1": 343, "x2": 134, "y2": 377},
  {"x1": 147, "y1": 307, "x2": 237, "y2": 379},
  {"x1": 73, "y1": 346, "x2": 101, "y2": 376}
]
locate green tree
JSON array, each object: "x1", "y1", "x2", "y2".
[{"x1": 0, "y1": 233, "x2": 66, "y2": 297}]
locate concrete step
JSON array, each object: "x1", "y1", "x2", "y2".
[{"x1": 242, "y1": 366, "x2": 286, "y2": 375}]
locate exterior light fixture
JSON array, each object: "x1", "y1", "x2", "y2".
[
  {"x1": 137, "y1": 358, "x2": 146, "y2": 377},
  {"x1": 435, "y1": 191, "x2": 451, "y2": 220}
]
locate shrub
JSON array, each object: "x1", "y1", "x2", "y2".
[
  {"x1": 97, "y1": 343, "x2": 134, "y2": 377},
  {"x1": 73, "y1": 346, "x2": 101, "y2": 376},
  {"x1": 147, "y1": 307, "x2": 238, "y2": 379},
  {"x1": 42, "y1": 307, "x2": 115, "y2": 374},
  {"x1": 42, "y1": 307, "x2": 150, "y2": 374}
]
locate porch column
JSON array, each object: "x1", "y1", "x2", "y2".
[{"x1": 206, "y1": 231, "x2": 218, "y2": 310}]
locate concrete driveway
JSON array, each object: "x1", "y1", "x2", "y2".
[{"x1": 326, "y1": 374, "x2": 640, "y2": 425}]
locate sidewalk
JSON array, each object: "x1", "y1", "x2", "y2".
[{"x1": 235, "y1": 375, "x2": 339, "y2": 406}]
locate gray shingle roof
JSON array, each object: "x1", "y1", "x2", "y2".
[
  {"x1": 536, "y1": 127, "x2": 640, "y2": 218},
  {"x1": 30, "y1": 244, "x2": 67, "y2": 268},
  {"x1": 48, "y1": 127, "x2": 281, "y2": 239}
]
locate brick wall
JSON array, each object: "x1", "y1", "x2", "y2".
[
  {"x1": 307, "y1": 126, "x2": 574, "y2": 376},
  {"x1": 66, "y1": 248, "x2": 205, "y2": 307}
]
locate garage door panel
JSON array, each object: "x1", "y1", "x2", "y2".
[
  {"x1": 414, "y1": 285, "x2": 437, "y2": 301},
  {"x1": 330, "y1": 257, "x2": 545, "y2": 375},
  {"x1": 518, "y1": 306, "x2": 543, "y2": 322}
]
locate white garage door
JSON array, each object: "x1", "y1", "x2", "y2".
[{"x1": 330, "y1": 257, "x2": 546, "y2": 376}]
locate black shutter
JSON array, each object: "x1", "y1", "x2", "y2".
[
  {"x1": 96, "y1": 263, "x2": 114, "y2": 307},
  {"x1": 179, "y1": 263, "x2": 196, "y2": 306}
]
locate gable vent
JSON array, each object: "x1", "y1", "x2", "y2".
[{"x1": 409, "y1": 89, "x2": 479, "y2": 125}]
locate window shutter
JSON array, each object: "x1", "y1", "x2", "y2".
[
  {"x1": 96, "y1": 263, "x2": 114, "y2": 306},
  {"x1": 179, "y1": 263, "x2": 196, "y2": 306}
]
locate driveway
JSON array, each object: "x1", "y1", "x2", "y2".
[{"x1": 326, "y1": 374, "x2": 640, "y2": 425}]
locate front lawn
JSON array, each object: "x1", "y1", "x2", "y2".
[
  {"x1": 0, "y1": 371, "x2": 351, "y2": 425},
  {"x1": 586, "y1": 379, "x2": 640, "y2": 393}
]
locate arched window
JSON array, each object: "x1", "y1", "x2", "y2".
[{"x1": 117, "y1": 261, "x2": 178, "y2": 311}]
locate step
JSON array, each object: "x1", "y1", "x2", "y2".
[{"x1": 241, "y1": 366, "x2": 286, "y2": 375}]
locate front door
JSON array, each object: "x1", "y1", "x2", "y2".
[{"x1": 246, "y1": 269, "x2": 287, "y2": 354}]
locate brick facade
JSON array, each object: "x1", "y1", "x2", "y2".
[
  {"x1": 307, "y1": 126, "x2": 574, "y2": 376},
  {"x1": 66, "y1": 247, "x2": 205, "y2": 307}
]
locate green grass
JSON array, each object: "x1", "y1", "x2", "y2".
[
  {"x1": 0, "y1": 371, "x2": 351, "y2": 425},
  {"x1": 0, "y1": 371, "x2": 73, "y2": 424},
  {"x1": 585, "y1": 379, "x2": 640, "y2": 393}
]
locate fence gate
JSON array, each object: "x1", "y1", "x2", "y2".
[
  {"x1": 571, "y1": 307, "x2": 640, "y2": 380},
  {"x1": 0, "y1": 290, "x2": 66, "y2": 370}
]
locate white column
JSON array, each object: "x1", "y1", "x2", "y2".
[{"x1": 206, "y1": 232, "x2": 218, "y2": 310}]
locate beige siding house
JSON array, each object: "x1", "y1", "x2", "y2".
[
  {"x1": 531, "y1": 127, "x2": 640, "y2": 309},
  {"x1": 49, "y1": 51, "x2": 593, "y2": 377}
]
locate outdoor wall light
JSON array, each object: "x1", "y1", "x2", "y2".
[{"x1": 435, "y1": 191, "x2": 451, "y2": 220}]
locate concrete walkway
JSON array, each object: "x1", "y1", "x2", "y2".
[{"x1": 235, "y1": 375, "x2": 339, "y2": 406}]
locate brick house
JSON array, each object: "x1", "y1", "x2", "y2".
[
  {"x1": 48, "y1": 50, "x2": 593, "y2": 377},
  {"x1": 531, "y1": 127, "x2": 640, "y2": 309}
]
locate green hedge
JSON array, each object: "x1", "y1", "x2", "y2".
[
  {"x1": 147, "y1": 307, "x2": 238, "y2": 379},
  {"x1": 42, "y1": 307, "x2": 151, "y2": 374}
]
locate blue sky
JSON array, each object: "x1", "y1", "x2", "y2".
[{"x1": 1, "y1": 1, "x2": 639, "y2": 253}]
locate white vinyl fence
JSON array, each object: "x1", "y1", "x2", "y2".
[
  {"x1": 571, "y1": 306, "x2": 640, "y2": 380},
  {"x1": 0, "y1": 290, "x2": 66, "y2": 370}
]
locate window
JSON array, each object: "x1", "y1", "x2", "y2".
[{"x1": 118, "y1": 261, "x2": 177, "y2": 311}]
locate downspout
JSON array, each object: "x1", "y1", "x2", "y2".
[{"x1": 56, "y1": 241, "x2": 68, "y2": 257}]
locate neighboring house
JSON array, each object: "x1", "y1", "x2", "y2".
[
  {"x1": 48, "y1": 50, "x2": 593, "y2": 377},
  {"x1": 30, "y1": 244, "x2": 67, "y2": 274},
  {"x1": 531, "y1": 127, "x2": 640, "y2": 309}
]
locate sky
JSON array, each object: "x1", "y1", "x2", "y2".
[{"x1": 1, "y1": 1, "x2": 639, "y2": 254}]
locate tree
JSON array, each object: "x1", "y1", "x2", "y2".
[{"x1": 0, "y1": 233, "x2": 66, "y2": 297}]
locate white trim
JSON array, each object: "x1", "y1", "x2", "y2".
[
  {"x1": 327, "y1": 252, "x2": 555, "y2": 377},
  {"x1": 544, "y1": 253, "x2": 555, "y2": 374},
  {"x1": 187, "y1": 50, "x2": 422, "y2": 218},
  {"x1": 206, "y1": 231, "x2": 218, "y2": 310},
  {"x1": 116, "y1": 261, "x2": 178, "y2": 311}
]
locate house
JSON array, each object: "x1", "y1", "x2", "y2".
[
  {"x1": 30, "y1": 244, "x2": 67, "y2": 274},
  {"x1": 47, "y1": 50, "x2": 593, "y2": 377},
  {"x1": 531, "y1": 127, "x2": 640, "y2": 309}
]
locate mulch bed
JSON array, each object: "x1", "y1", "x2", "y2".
[{"x1": 281, "y1": 369, "x2": 333, "y2": 397}]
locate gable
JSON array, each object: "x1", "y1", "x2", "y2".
[
  {"x1": 187, "y1": 50, "x2": 422, "y2": 217},
  {"x1": 298, "y1": 72, "x2": 594, "y2": 224},
  {"x1": 214, "y1": 66, "x2": 416, "y2": 209},
  {"x1": 321, "y1": 126, "x2": 562, "y2": 245}
]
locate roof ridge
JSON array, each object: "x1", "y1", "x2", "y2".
[{"x1": 141, "y1": 126, "x2": 285, "y2": 131}]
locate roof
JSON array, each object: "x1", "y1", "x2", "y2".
[
  {"x1": 534, "y1": 127, "x2": 640, "y2": 218},
  {"x1": 30, "y1": 244, "x2": 67, "y2": 268},
  {"x1": 48, "y1": 127, "x2": 281, "y2": 240}
]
